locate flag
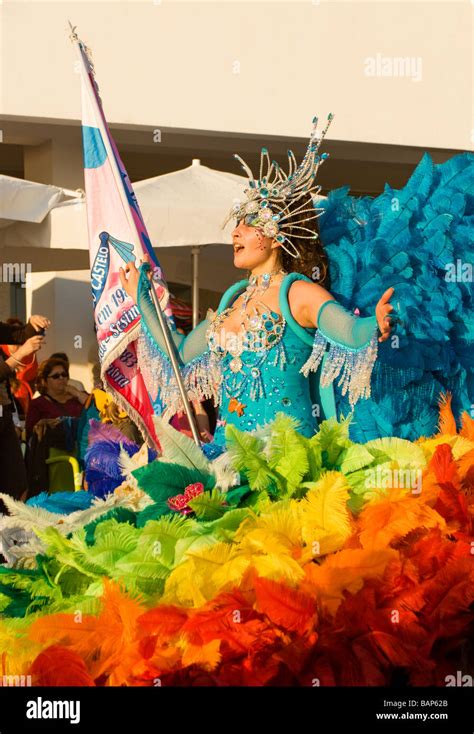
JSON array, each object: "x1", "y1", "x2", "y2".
[{"x1": 71, "y1": 28, "x2": 174, "y2": 448}]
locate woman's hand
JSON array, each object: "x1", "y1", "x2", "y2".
[
  {"x1": 16, "y1": 334, "x2": 45, "y2": 360},
  {"x1": 64, "y1": 383, "x2": 89, "y2": 405},
  {"x1": 375, "y1": 287, "x2": 395, "y2": 342},
  {"x1": 119, "y1": 256, "x2": 153, "y2": 303},
  {"x1": 29, "y1": 315, "x2": 51, "y2": 332},
  {"x1": 119, "y1": 261, "x2": 140, "y2": 302},
  {"x1": 34, "y1": 417, "x2": 61, "y2": 440}
]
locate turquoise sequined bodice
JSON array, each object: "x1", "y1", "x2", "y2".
[
  {"x1": 136, "y1": 267, "x2": 377, "y2": 452},
  {"x1": 208, "y1": 273, "x2": 320, "y2": 447}
]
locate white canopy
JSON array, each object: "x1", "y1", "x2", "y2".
[
  {"x1": 133, "y1": 160, "x2": 246, "y2": 247},
  {"x1": 0, "y1": 174, "x2": 82, "y2": 230}
]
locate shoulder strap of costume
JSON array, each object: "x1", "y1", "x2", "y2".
[
  {"x1": 217, "y1": 279, "x2": 249, "y2": 314},
  {"x1": 279, "y1": 272, "x2": 315, "y2": 347}
]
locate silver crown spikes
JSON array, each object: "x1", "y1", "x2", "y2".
[{"x1": 222, "y1": 113, "x2": 334, "y2": 258}]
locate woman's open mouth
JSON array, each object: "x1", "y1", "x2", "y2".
[{"x1": 234, "y1": 245, "x2": 244, "y2": 254}]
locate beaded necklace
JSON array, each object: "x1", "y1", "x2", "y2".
[{"x1": 238, "y1": 268, "x2": 287, "y2": 315}]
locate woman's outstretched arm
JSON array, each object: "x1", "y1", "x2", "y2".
[
  {"x1": 288, "y1": 280, "x2": 395, "y2": 407},
  {"x1": 288, "y1": 280, "x2": 395, "y2": 343}
]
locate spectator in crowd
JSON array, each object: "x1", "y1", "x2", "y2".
[
  {"x1": 0, "y1": 315, "x2": 49, "y2": 503},
  {"x1": 50, "y1": 352, "x2": 86, "y2": 393},
  {"x1": 26, "y1": 357, "x2": 89, "y2": 440},
  {"x1": 0, "y1": 317, "x2": 38, "y2": 416},
  {"x1": 32, "y1": 351, "x2": 86, "y2": 397}
]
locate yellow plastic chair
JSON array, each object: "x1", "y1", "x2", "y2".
[{"x1": 45, "y1": 447, "x2": 83, "y2": 493}]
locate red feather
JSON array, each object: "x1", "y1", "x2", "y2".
[{"x1": 29, "y1": 645, "x2": 95, "y2": 686}]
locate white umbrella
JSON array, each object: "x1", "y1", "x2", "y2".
[
  {"x1": 133, "y1": 159, "x2": 244, "y2": 246},
  {"x1": 0, "y1": 174, "x2": 81, "y2": 229}
]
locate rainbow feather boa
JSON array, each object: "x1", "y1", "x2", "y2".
[{"x1": 0, "y1": 393, "x2": 473, "y2": 686}]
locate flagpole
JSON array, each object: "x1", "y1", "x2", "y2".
[
  {"x1": 146, "y1": 274, "x2": 202, "y2": 446},
  {"x1": 68, "y1": 22, "x2": 202, "y2": 448}
]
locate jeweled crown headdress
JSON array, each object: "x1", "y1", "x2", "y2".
[{"x1": 222, "y1": 113, "x2": 334, "y2": 258}]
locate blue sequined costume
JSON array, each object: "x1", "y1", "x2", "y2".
[{"x1": 135, "y1": 270, "x2": 379, "y2": 450}]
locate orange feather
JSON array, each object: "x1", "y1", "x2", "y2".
[
  {"x1": 437, "y1": 392, "x2": 457, "y2": 435},
  {"x1": 254, "y1": 576, "x2": 317, "y2": 635}
]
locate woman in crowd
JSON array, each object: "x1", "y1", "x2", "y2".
[
  {"x1": 0, "y1": 315, "x2": 48, "y2": 503},
  {"x1": 26, "y1": 357, "x2": 89, "y2": 440},
  {"x1": 0, "y1": 317, "x2": 38, "y2": 416}
]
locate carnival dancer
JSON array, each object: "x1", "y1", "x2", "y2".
[{"x1": 119, "y1": 114, "x2": 395, "y2": 449}]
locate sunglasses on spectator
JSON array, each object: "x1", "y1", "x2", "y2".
[{"x1": 49, "y1": 372, "x2": 68, "y2": 380}]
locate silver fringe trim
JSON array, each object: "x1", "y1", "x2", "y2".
[
  {"x1": 300, "y1": 329, "x2": 379, "y2": 408},
  {"x1": 137, "y1": 330, "x2": 222, "y2": 418}
]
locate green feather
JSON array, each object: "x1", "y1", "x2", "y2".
[
  {"x1": 312, "y1": 416, "x2": 353, "y2": 468},
  {"x1": 137, "y1": 515, "x2": 199, "y2": 567},
  {"x1": 84, "y1": 507, "x2": 138, "y2": 546},
  {"x1": 113, "y1": 543, "x2": 170, "y2": 595},
  {"x1": 267, "y1": 413, "x2": 310, "y2": 496},
  {"x1": 136, "y1": 501, "x2": 175, "y2": 528},
  {"x1": 132, "y1": 461, "x2": 214, "y2": 503},
  {"x1": 188, "y1": 489, "x2": 229, "y2": 520},
  {"x1": 86, "y1": 521, "x2": 139, "y2": 572},
  {"x1": 153, "y1": 415, "x2": 211, "y2": 473},
  {"x1": 225, "y1": 425, "x2": 280, "y2": 493},
  {"x1": 338, "y1": 444, "x2": 374, "y2": 474}
]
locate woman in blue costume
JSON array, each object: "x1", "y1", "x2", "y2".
[{"x1": 119, "y1": 114, "x2": 395, "y2": 453}]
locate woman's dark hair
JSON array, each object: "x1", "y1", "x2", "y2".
[
  {"x1": 36, "y1": 358, "x2": 69, "y2": 396},
  {"x1": 50, "y1": 352, "x2": 69, "y2": 365},
  {"x1": 276, "y1": 194, "x2": 331, "y2": 288}
]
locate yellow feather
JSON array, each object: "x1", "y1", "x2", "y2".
[
  {"x1": 253, "y1": 553, "x2": 305, "y2": 584},
  {"x1": 449, "y1": 435, "x2": 474, "y2": 460},
  {"x1": 238, "y1": 528, "x2": 297, "y2": 558},
  {"x1": 211, "y1": 556, "x2": 251, "y2": 594},
  {"x1": 164, "y1": 543, "x2": 242, "y2": 607},
  {"x1": 300, "y1": 471, "x2": 353, "y2": 556},
  {"x1": 234, "y1": 500, "x2": 302, "y2": 550},
  {"x1": 162, "y1": 559, "x2": 208, "y2": 608},
  {"x1": 0, "y1": 620, "x2": 42, "y2": 678}
]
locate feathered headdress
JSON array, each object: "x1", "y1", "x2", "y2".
[{"x1": 222, "y1": 113, "x2": 334, "y2": 258}]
